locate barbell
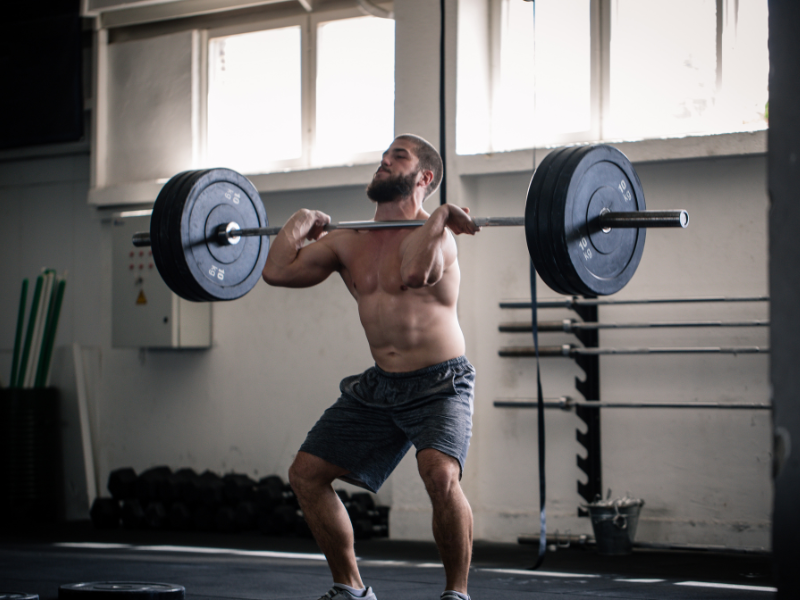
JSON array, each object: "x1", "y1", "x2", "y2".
[{"x1": 131, "y1": 144, "x2": 689, "y2": 301}]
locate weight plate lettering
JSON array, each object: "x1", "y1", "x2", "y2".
[
  {"x1": 179, "y1": 169, "x2": 269, "y2": 301},
  {"x1": 560, "y1": 145, "x2": 646, "y2": 296}
]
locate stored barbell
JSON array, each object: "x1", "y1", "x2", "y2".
[
  {"x1": 499, "y1": 319, "x2": 769, "y2": 332},
  {"x1": 131, "y1": 144, "x2": 689, "y2": 301},
  {"x1": 498, "y1": 344, "x2": 769, "y2": 357}
]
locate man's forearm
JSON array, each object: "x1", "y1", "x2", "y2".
[
  {"x1": 262, "y1": 211, "x2": 315, "y2": 283},
  {"x1": 400, "y1": 205, "x2": 451, "y2": 288}
]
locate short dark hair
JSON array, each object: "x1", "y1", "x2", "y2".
[{"x1": 395, "y1": 134, "x2": 443, "y2": 200}]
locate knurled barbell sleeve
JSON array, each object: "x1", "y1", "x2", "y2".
[{"x1": 597, "y1": 210, "x2": 689, "y2": 228}]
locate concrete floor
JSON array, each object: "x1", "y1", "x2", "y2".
[{"x1": 0, "y1": 523, "x2": 776, "y2": 599}]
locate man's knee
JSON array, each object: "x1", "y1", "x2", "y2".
[
  {"x1": 417, "y1": 449, "x2": 461, "y2": 499},
  {"x1": 289, "y1": 451, "x2": 345, "y2": 497}
]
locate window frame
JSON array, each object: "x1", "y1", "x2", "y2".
[
  {"x1": 487, "y1": 0, "x2": 602, "y2": 151},
  {"x1": 469, "y1": 0, "x2": 767, "y2": 156},
  {"x1": 204, "y1": 6, "x2": 393, "y2": 176}
]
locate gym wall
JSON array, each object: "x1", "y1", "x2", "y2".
[{"x1": 0, "y1": 0, "x2": 771, "y2": 549}]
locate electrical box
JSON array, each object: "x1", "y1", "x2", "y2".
[{"x1": 112, "y1": 214, "x2": 211, "y2": 348}]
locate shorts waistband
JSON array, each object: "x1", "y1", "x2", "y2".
[{"x1": 373, "y1": 356, "x2": 471, "y2": 380}]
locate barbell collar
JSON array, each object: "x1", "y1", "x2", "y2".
[
  {"x1": 132, "y1": 232, "x2": 151, "y2": 247},
  {"x1": 216, "y1": 222, "x2": 242, "y2": 245}
]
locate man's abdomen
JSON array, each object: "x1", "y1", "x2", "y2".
[{"x1": 359, "y1": 293, "x2": 465, "y2": 372}]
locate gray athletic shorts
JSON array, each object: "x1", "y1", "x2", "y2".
[{"x1": 299, "y1": 356, "x2": 475, "y2": 493}]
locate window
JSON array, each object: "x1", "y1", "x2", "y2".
[
  {"x1": 314, "y1": 16, "x2": 396, "y2": 166},
  {"x1": 207, "y1": 26, "x2": 303, "y2": 173},
  {"x1": 207, "y1": 12, "x2": 395, "y2": 175},
  {"x1": 456, "y1": 0, "x2": 768, "y2": 155},
  {"x1": 493, "y1": 0, "x2": 593, "y2": 152}
]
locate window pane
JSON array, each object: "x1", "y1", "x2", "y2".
[
  {"x1": 608, "y1": 0, "x2": 718, "y2": 139},
  {"x1": 609, "y1": 0, "x2": 768, "y2": 139},
  {"x1": 315, "y1": 16, "x2": 395, "y2": 165},
  {"x1": 207, "y1": 26, "x2": 302, "y2": 173},
  {"x1": 716, "y1": 0, "x2": 769, "y2": 132},
  {"x1": 493, "y1": 0, "x2": 591, "y2": 152}
]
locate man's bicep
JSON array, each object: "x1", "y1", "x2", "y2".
[
  {"x1": 295, "y1": 239, "x2": 341, "y2": 284},
  {"x1": 270, "y1": 238, "x2": 340, "y2": 288}
]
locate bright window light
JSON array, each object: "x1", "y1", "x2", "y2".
[
  {"x1": 608, "y1": 0, "x2": 768, "y2": 139},
  {"x1": 715, "y1": 0, "x2": 769, "y2": 132},
  {"x1": 493, "y1": 0, "x2": 592, "y2": 152},
  {"x1": 608, "y1": 0, "x2": 718, "y2": 139},
  {"x1": 314, "y1": 16, "x2": 395, "y2": 166},
  {"x1": 207, "y1": 26, "x2": 302, "y2": 173}
]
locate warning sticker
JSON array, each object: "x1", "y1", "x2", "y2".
[{"x1": 136, "y1": 290, "x2": 147, "y2": 305}]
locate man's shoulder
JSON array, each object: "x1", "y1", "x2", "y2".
[{"x1": 313, "y1": 228, "x2": 361, "y2": 258}]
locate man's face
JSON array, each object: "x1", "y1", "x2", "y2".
[{"x1": 366, "y1": 139, "x2": 422, "y2": 203}]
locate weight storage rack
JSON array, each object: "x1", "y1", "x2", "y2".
[{"x1": 494, "y1": 295, "x2": 770, "y2": 517}]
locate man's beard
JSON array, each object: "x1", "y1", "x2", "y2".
[{"x1": 366, "y1": 168, "x2": 419, "y2": 203}]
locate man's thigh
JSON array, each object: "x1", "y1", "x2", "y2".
[{"x1": 299, "y1": 392, "x2": 412, "y2": 493}]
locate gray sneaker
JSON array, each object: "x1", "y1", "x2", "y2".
[
  {"x1": 440, "y1": 592, "x2": 469, "y2": 600},
  {"x1": 319, "y1": 587, "x2": 377, "y2": 600}
]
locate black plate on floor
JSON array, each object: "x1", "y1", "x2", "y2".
[{"x1": 59, "y1": 582, "x2": 185, "y2": 600}]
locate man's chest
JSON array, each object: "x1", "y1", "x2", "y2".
[{"x1": 337, "y1": 230, "x2": 411, "y2": 295}]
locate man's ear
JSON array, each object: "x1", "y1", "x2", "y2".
[{"x1": 418, "y1": 169, "x2": 434, "y2": 189}]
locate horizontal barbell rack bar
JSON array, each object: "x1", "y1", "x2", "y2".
[
  {"x1": 493, "y1": 397, "x2": 772, "y2": 410},
  {"x1": 498, "y1": 345, "x2": 769, "y2": 357},
  {"x1": 499, "y1": 296, "x2": 770, "y2": 309},
  {"x1": 498, "y1": 319, "x2": 770, "y2": 333},
  {"x1": 131, "y1": 210, "x2": 689, "y2": 248}
]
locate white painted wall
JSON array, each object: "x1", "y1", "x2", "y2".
[
  {"x1": 0, "y1": 0, "x2": 771, "y2": 550},
  {"x1": 458, "y1": 156, "x2": 770, "y2": 547}
]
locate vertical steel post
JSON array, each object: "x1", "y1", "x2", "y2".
[{"x1": 572, "y1": 303, "x2": 602, "y2": 514}]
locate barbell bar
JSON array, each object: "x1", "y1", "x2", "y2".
[
  {"x1": 131, "y1": 144, "x2": 690, "y2": 301},
  {"x1": 493, "y1": 397, "x2": 772, "y2": 410},
  {"x1": 132, "y1": 210, "x2": 688, "y2": 249},
  {"x1": 498, "y1": 319, "x2": 769, "y2": 333},
  {"x1": 499, "y1": 296, "x2": 770, "y2": 309},
  {"x1": 132, "y1": 216, "x2": 527, "y2": 247},
  {"x1": 498, "y1": 344, "x2": 769, "y2": 357}
]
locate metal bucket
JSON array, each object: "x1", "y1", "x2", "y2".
[{"x1": 585, "y1": 497, "x2": 644, "y2": 556}]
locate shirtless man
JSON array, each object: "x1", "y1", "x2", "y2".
[{"x1": 262, "y1": 134, "x2": 479, "y2": 600}]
